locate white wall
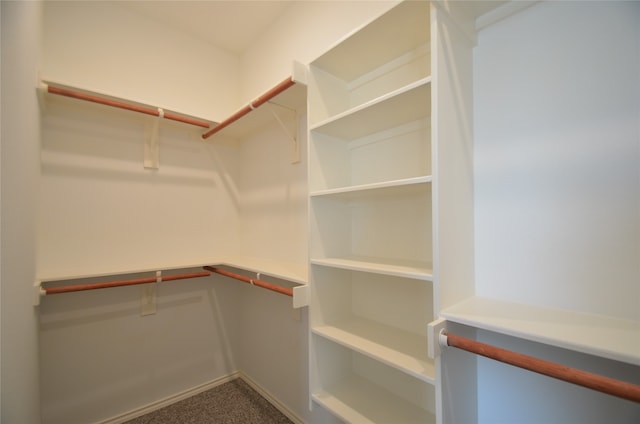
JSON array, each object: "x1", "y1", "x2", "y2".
[
  {"x1": 474, "y1": 0, "x2": 640, "y2": 321},
  {"x1": 37, "y1": 81, "x2": 247, "y2": 424},
  {"x1": 38, "y1": 3, "x2": 248, "y2": 422},
  {"x1": 39, "y1": 272, "x2": 242, "y2": 423},
  {"x1": 1, "y1": 1, "x2": 43, "y2": 422},
  {"x1": 42, "y1": 1, "x2": 239, "y2": 121},
  {"x1": 240, "y1": 1, "x2": 398, "y2": 106},
  {"x1": 37, "y1": 93, "x2": 239, "y2": 280},
  {"x1": 473, "y1": 2, "x2": 640, "y2": 422}
]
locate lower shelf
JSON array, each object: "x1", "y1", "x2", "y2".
[
  {"x1": 313, "y1": 318, "x2": 435, "y2": 383},
  {"x1": 310, "y1": 256, "x2": 432, "y2": 280},
  {"x1": 442, "y1": 296, "x2": 640, "y2": 366},
  {"x1": 311, "y1": 336, "x2": 436, "y2": 424},
  {"x1": 312, "y1": 375, "x2": 436, "y2": 424}
]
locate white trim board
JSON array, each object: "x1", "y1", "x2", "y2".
[{"x1": 93, "y1": 371, "x2": 305, "y2": 424}]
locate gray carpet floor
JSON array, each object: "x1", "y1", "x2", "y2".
[{"x1": 125, "y1": 378, "x2": 294, "y2": 424}]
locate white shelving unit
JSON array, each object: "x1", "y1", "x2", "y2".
[{"x1": 308, "y1": 2, "x2": 436, "y2": 422}]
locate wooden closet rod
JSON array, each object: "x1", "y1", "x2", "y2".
[
  {"x1": 204, "y1": 266, "x2": 293, "y2": 297},
  {"x1": 46, "y1": 84, "x2": 212, "y2": 129},
  {"x1": 441, "y1": 332, "x2": 640, "y2": 403},
  {"x1": 42, "y1": 271, "x2": 211, "y2": 295},
  {"x1": 201, "y1": 77, "x2": 296, "y2": 139}
]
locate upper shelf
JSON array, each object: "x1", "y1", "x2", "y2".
[
  {"x1": 35, "y1": 256, "x2": 309, "y2": 308},
  {"x1": 310, "y1": 78, "x2": 431, "y2": 140},
  {"x1": 310, "y1": 176, "x2": 432, "y2": 198},
  {"x1": 442, "y1": 296, "x2": 640, "y2": 367},
  {"x1": 41, "y1": 80, "x2": 213, "y2": 129},
  {"x1": 202, "y1": 62, "x2": 307, "y2": 140},
  {"x1": 311, "y1": 1, "x2": 430, "y2": 82}
]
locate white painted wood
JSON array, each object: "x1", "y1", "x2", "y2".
[
  {"x1": 309, "y1": 118, "x2": 430, "y2": 192},
  {"x1": 310, "y1": 176, "x2": 432, "y2": 198},
  {"x1": 313, "y1": 321, "x2": 435, "y2": 383},
  {"x1": 311, "y1": 337, "x2": 436, "y2": 424},
  {"x1": 307, "y1": 2, "x2": 435, "y2": 421},
  {"x1": 430, "y1": 2, "x2": 476, "y2": 316},
  {"x1": 310, "y1": 186, "x2": 433, "y2": 267},
  {"x1": 312, "y1": 377, "x2": 435, "y2": 424},
  {"x1": 443, "y1": 296, "x2": 640, "y2": 367},
  {"x1": 307, "y1": 1, "x2": 429, "y2": 127},
  {"x1": 215, "y1": 256, "x2": 307, "y2": 285},
  {"x1": 310, "y1": 258, "x2": 433, "y2": 281},
  {"x1": 310, "y1": 266, "x2": 434, "y2": 382},
  {"x1": 310, "y1": 79, "x2": 431, "y2": 140},
  {"x1": 311, "y1": 1, "x2": 429, "y2": 84}
]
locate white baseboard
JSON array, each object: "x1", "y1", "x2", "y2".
[
  {"x1": 94, "y1": 372, "x2": 240, "y2": 424},
  {"x1": 238, "y1": 371, "x2": 306, "y2": 424},
  {"x1": 93, "y1": 371, "x2": 306, "y2": 424}
]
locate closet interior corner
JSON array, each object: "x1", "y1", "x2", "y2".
[{"x1": 26, "y1": 0, "x2": 640, "y2": 423}]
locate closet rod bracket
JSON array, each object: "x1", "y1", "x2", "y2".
[
  {"x1": 33, "y1": 281, "x2": 46, "y2": 306},
  {"x1": 427, "y1": 318, "x2": 449, "y2": 359}
]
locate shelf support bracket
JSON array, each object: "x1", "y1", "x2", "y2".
[
  {"x1": 144, "y1": 108, "x2": 163, "y2": 169},
  {"x1": 267, "y1": 103, "x2": 299, "y2": 164}
]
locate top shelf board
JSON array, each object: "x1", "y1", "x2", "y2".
[
  {"x1": 206, "y1": 81, "x2": 307, "y2": 140},
  {"x1": 310, "y1": 78, "x2": 431, "y2": 140},
  {"x1": 442, "y1": 296, "x2": 640, "y2": 367},
  {"x1": 312, "y1": 1, "x2": 430, "y2": 82}
]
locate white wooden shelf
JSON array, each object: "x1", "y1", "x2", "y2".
[
  {"x1": 36, "y1": 261, "x2": 215, "y2": 283},
  {"x1": 311, "y1": 1, "x2": 430, "y2": 82},
  {"x1": 211, "y1": 81, "x2": 307, "y2": 140},
  {"x1": 311, "y1": 257, "x2": 433, "y2": 281},
  {"x1": 310, "y1": 78, "x2": 431, "y2": 140},
  {"x1": 312, "y1": 375, "x2": 436, "y2": 424},
  {"x1": 215, "y1": 255, "x2": 307, "y2": 285},
  {"x1": 313, "y1": 318, "x2": 435, "y2": 383},
  {"x1": 442, "y1": 296, "x2": 640, "y2": 366},
  {"x1": 37, "y1": 256, "x2": 307, "y2": 286},
  {"x1": 310, "y1": 176, "x2": 431, "y2": 198}
]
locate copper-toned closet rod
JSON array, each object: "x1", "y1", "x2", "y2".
[
  {"x1": 204, "y1": 266, "x2": 293, "y2": 297},
  {"x1": 441, "y1": 332, "x2": 640, "y2": 403},
  {"x1": 201, "y1": 77, "x2": 296, "y2": 139},
  {"x1": 42, "y1": 271, "x2": 211, "y2": 295},
  {"x1": 46, "y1": 84, "x2": 212, "y2": 129}
]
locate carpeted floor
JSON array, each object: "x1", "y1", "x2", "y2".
[{"x1": 125, "y1": 378, "x2": 294, "y2": 424}]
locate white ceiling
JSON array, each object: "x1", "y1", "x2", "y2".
[
  {"x1": 118, "y1": 1, "x2": 292, "y2": 55},
  {"x1": 117, "y1": 1, "x2": 509, "y2": 55}
]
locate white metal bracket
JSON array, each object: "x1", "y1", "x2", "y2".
[{"x1": 144, "y1": 108, "x2": 163, "y2": 169}]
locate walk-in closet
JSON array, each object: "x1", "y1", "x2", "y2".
[{"x1": 1, "y1": 1, "x2": 638, "y2": 423}]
